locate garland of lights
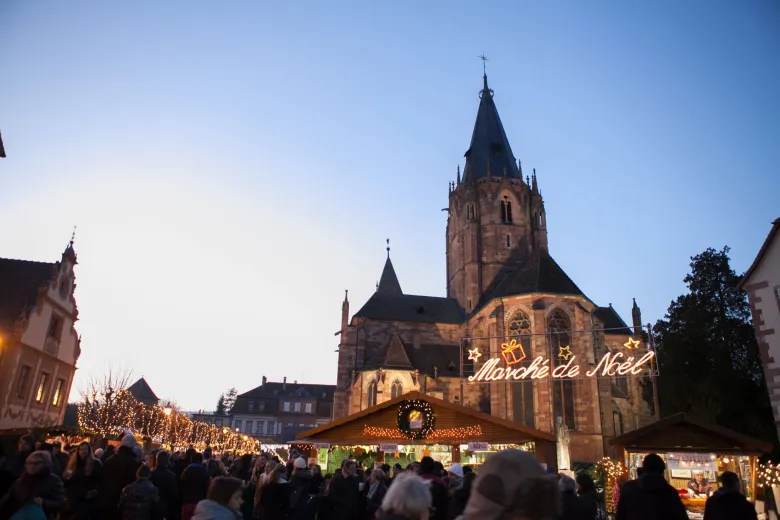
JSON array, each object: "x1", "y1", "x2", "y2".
[
  {"x1": 364, "y1": 424, "x2": 482, "y2": 439},
  {"x1": 758, "y1": 462, "x2": 780, "y2": 487},
  {"x1": 595, "y1": 458, "x2": 625, "y2": 514},
  {"x1": 397, "y1": 400, "x2": 435, "y2": 440}
]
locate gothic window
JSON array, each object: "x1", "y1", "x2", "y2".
[
  {"x1": 466, "y1": 204, "x2": 475, "y2": 220},
  {"x1": 506, "y1": 234, "x2": 511, "y2": 248},
  {"x1": 367, "y1": 380, "x2": 377, "y2": 408},
  {"x1": 613, "y1": 410, "x2": 624, "y2": 436},
  {"x1": 500, "y1": 196, "x2": 514, "y2": 224},
  {"x1": 391, "y1": 380, "x2": 403, "y2": 399},
  {"x1": 508, "y1": 311, "x2": 535, "y2": 428},
  {"x1": 548, "y1": 309, "x2": 576, "y2": 429},
  {"x1": 610, "y1": 350, "x2": 629, "y2": 397}
]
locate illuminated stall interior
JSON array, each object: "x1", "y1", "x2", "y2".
[
  {"x1": 295, "y1": 391, "x2": 556, "y2": 474},
  {"x1": 611, "y1": 413, "x2": 771, "y2": 517}
]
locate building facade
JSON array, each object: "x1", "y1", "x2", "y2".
[
  {"x1": 333, "y1": 74, "x2": 655, "y2": 463},
  {"x1": 230, "y1": 377, "x2": 335, "y2": 442},
  {"x1": 0, "y1": 242, "x2": 81, "y2": 430},
  {"x1": 739, "y1": 218, "x2": 780, "y2": 441}
]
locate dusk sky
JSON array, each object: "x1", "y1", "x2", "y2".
[{"x1": 2, "y1": 1, "x2": 778, "y2": 410}]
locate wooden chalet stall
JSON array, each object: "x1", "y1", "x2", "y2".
[
  {"x1": 295, "y1": 392, "x2": 556, "y2": 472},
  {"x1": 610, "y1": 413, "x2": 772, "y2": 518}
]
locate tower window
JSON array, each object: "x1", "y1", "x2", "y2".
[
  {"x1": 367, "y1": 380, "x2": 377, "y2": 408},
  {"x1": 549, "y1": 309, "x2": 575, "y2": 429},
  {"x1": 391, "y1": 380, "x2": 403, "y2": 399},
  {"x1": 501, "y1": 197, "x2": 513, "y2": 224}
]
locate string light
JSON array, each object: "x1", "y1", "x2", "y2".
[
  {"x1": 363, "y1": 424, "x2": 483, "y2": 439},
  {"x1": 596, "y1": 458, "x2": 625, "y2": 515},
  {"x1": 397, "y1": 400, "x2": 435, "y2": 440},
  {"x1": 758, "y1": 462, "x2": 780, "y2": 487}
]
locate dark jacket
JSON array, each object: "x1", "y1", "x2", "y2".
[
  {"x1": 0, "y1": 471, "x2": 65, "y2": 520},
  {"x1": 289, "y1": 469, "x2": 314, "y2": 520},
  {"x1": 309, "y1": 473, "x2": 324, "y2": 495},
  {"x1": 558, "y1": 489, "x2": 579, "y2": 520},
  {"x1": 327, "y1": 473, "x2": 361, "y2": 520},
  {"x1": 365, "y1": 481, "x2": 387, "y2": 520},
  {"x1": 576, "y1": 490, "x2": 600, "y2": 520},
  {"x1": 419, "y1": 473, "x2": 449, "y2": 520},
  {"x1": 260, "y1": 480, "x2": 291, "y2": 520},
  {"x1": 0, "y1": 450, "x2": 33, "y2": 498},
  {"x1": 180, "y1": 463, "x2": 210, "y2": 505},
  {"x1": 703, "y1": 489, "x2": 757, "y2": 520},
  {"x1": 96, "y1": 446, "x2": 142, "y2": 517},
  {"x1": 119, "y1": 478, "x2": 160, "y2": 520},
  {"x1": 150, "y1": 463, "x2": 179, "y2": 520},
  {"x1": 62, "y1": 458, "x2": 103, "y2": 519},
  {"x1": 616, "y1": 474, "x2": 687, "y2": 520}
]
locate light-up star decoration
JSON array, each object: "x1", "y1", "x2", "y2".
[
  {"x1": 468, "y1": 348, "x2": 482, "y2": 363},
  {"x1": 624, "y1": 338, "x2": 640, "y2": 350},
  {"x1": 557, "y1": 345, "x2": 573, "y2": 360}
]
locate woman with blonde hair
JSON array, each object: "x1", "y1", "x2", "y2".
[
  {"x1": 62, "y1": 441, "x2": 102, "y2": 519},
  {"x1": 259, "y1": 463, "x2": 291, "y2": 519}
]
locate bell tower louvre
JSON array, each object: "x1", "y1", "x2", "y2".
[{"x1": 446, "y1": 73, "x2": 548, "y2": 314}]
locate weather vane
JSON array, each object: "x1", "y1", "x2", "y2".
[{"x1": 478, "y1": 53, "x2": 489, "y2": 74}]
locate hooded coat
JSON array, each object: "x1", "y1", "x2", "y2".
[{"x1": 616, "y1": 474, "x2": 688, "y2": 520}]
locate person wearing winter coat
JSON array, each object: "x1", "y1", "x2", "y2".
[
  {"x1": 96, "y1": 435, "x2": 143, "y2": 520},
  {"x1": 616, "y1": 453, "x2": 687, "y2": 520},
  {"x1": 417, "y1": 457, "x2": 449, "y2": 520},
  {"x1": 0, "y1": 450, "x2": 65, "y2": 520},
  {"x1": 703, "y1": 471, "x2": 757, "y2": 520},
  {"x1": 260, "y1": 464, "x2": 291, "y2": 520},
  {"x1": 193, "y1": 477, "x2": 245, "y2": 520},
  {"x1": 557, "y1": 475, "x2": 580, "y2": 520},
  {"x1": 181, "y1": 452, "x2": 211, "y2": 520},
  {"x1": 376, "y1": 473, "x2": 432, "y2": 520},
  {"x1": 118, "y1": 464, "x2": 160, "y2": 520},
  {"x1": 575, "y1": 473, "x2": 601, "y2": 520},
  {"x1": 150, "y1": 451, "x2": 180, "y2": 520},
  {"x1": 62, "y1": 441, "x2": 103, "y2": 520},
  {"x1": 365, "y1": 469, "x2": 388, "y2": 520},
  {"x1": 327, "y1": 460, "x2": 361, "y2": 520},
  {"x1": 0, "y1": 434, "x2": 36, "y2": 498}
]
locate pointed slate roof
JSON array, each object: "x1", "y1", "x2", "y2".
[
  {"x1": 377, "y1": 257, "x2": 402, "y2": 295},
  {"x1": 354, "y1": 292, "x2": 464, "y2": 324},
  {"x1": 484, "y1": 249, "x2": 587, "y2": 302},
  {"x1": 593, "y1": 305, "x2": 632, "y2": 335},
  {"x1": 363, "y1": 333, "x2": 415, "y2": 370},
  {"x1": 127, "y1": 377, "x2": 159, "y2": 405},
  {"x1": 0, "y1": 258, "x2": 56, "y2": 332},
  {"x1": 462, "y1": 75, "x2": 521, "y2": 182}
]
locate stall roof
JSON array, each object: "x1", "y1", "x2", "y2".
[
  {"x1": 609, "y1": 413, "x2": 772, "y2": 454},
  {"x1": 295, "y1": 391, "x2": 555, "y2": 445}
]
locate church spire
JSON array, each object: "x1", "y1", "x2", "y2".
[
  {"x1": 462, "y1": 73, "x2": 520, "y2": 183},
  {"x1": 376, "y1": 239, "x2": 402, "y2": 295}
]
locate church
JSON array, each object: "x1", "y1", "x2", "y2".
[{"x1": 333, "y1": 73, "x2": 655, "y2": 462}]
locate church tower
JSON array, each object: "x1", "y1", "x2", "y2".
[{"x1": 446, "y1": 74, "x2": 548, "y2": 313}]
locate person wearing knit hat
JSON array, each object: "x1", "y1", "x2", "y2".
[
  {"x1": 460, "y1": 449, "x2": 560, "y2": 520},
  {"x1": 294, "y1": 456, "x2": 308, "y2": 469},
  {"x1": 120, "y1": 434, "x2": 138, "y2": 448}
]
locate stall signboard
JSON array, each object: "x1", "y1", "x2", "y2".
[
  {"x1": 466, "y1": 336, "x2": 656, "y2": 382},
  {"x1": 380, "y1": 444, "x2": 399, "y2": 453},
  {"x1": 314, "y1": 443, "x2": 331, "y2": 450},
  {"x1": 467, "y1": 442, "x2": 490, "y2": 451}
]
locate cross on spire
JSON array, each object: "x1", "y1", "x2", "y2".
[
  {"x1": 478, "y1": 53, "x2": 489, "y2": 74},
  {"x1": 386, "y1": 238, "x2": 390, "y2": 258}
]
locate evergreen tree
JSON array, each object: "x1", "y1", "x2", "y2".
[
  {"x1": 216, "y1": 394, "x2": 226, "y2": 415},
  {"x1": 653, "y1": 247, "x2": 776, "y2": 445},
  {"x1": 223, "y1": 387, "x2": 238, "y2": 413}
]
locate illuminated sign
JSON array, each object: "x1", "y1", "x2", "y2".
[{"x1": 467, "y1": 344, "x2": 655, "y2": 383}]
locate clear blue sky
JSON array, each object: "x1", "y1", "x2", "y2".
[{"x1": 1, "y1": 1, "x2": 778, "y2": 410}]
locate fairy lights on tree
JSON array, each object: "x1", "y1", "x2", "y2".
[
  {"x1": 596, "y1": 457, "x2": 626, "y2": 514},
  {"x1": 758, "y1": 462, "x2": 780, "y2": 487}
]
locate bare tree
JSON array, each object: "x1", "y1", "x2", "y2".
[{"x1": 78, "y1": 367, "x2": 136, "y2": 436}]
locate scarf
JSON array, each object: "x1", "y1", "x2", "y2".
[{"x1": 367, "y1": 480, "x2": 381, "y2": 500}]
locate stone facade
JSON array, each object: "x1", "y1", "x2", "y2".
[
  {"x1": 738, "y1": 218, "x2": 780, "y2": 442},
  {"x1": 332, "y1": 74, "x2": 656, "y2": 464},
  {"x1": 0, "y1": 242, "x2": 81, "y2": 430}
]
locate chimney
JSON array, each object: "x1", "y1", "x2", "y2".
[
  {"x1": 283, "y1": 376, "x2": 287, "y2": 390},
  {"x1": 262, "y1": 375, "x2": 267, "y2": 386}
]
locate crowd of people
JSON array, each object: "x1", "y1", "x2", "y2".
[{"x1": 0, "y1": 433, "x2": 760, "y2": 520}]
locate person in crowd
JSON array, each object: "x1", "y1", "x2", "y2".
[
  {"x1": 62, "y1": 441, "x2": 102, "y2": 520},
  {"x1": 94, "y1": 448, "x2": 105, "y2": 459},
  {"x1": 0, "y1": 450, "x2": 65, "y2": 520},
  {"x1": 703, "y1": 471, "x2": 757, "y2": 520},
  {"x1": 181, "y1": 452, "x2": 211, "y2": 520},
  {"x1": 365, "y1": 468, "x2": 388, "y2": 520},
  {"x1": 616, "y1": 453, "x2": 687, "y2": 520},
  {"x1": 203, "y1": 448, "x2": 224, "y2": 479},
  {"x1": 96, "y1": 435, "x2": 142, "y2": 520},
  {"x1": 0, "y1": 434, "x2": 36, "y2": 497},
  {"x1": 417, "y1": 456, "x2": 449, "y2": 520},
  {"x1": 309, "y1": 464, "x2": 324, "y2": 495},
  {"x1": 460, "y1": 449, "x2": 559, "y2": 520},
  {"x1": 151, "y1": 451, "x2": 180, "y2": 520},
  {"x1": 376, "y1": 472, "x2": 432, "y2": 520},
  {"x1": 447, "y1": 471, "x2": 475, "y2": 520},
  {"x1": 254, "y1": 460, "x2": 276, "y2": 518},
  {"x1": 328, "y1": 459, "x2": 361, "y2": 520},
  {"x1": 102, "y1": 445, "x2": 116, "y2": 461},
  {"x1": 193, "y1": 476, "x2": 245, "y2": 520},
  {"x1": 288, "y1": 457, "x2": 314, "y2": 520},
  {"x1": 118, "y1": 464, "x2": 160, "y2": 520},
  {"x1": 390, "y1": 464, "x2": 403, "y2": 485},
  {"x1": 176, "y1": 449, "x2": 197, "y2": 482},
  {"x1": 575, "y1": 473, "x2": 600, "y2": 520},
  {"x1": 445, "y1": 464, "x2": 463, "y2": 491},
  {"x1": 260, "y1": 463, "x2": 291, "y2": 519},
  {"x1": 52, "y1": 443, "x2": 70, "y2": 476},
  {"x1": 557, "y1": 475, "x2": 579, "y2": 520},
  {"x1": 461, "y1": 466, "x2": 473, "y2": 477},
  {"x1": 688, "y1": 471, "x2": 713, "y2": 498}
]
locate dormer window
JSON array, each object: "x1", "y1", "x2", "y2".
[
  {"x1": 248, "y1": 401, "x2": 255, "y2": 412},
  {"x1": 500, "y1": 197, "x2": 513, "y2": 224}
]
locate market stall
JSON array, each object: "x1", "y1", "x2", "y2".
[
  {"x1": 295, "y1": 391, "x2": 556, "y2": 473},
  {"x1": 610, "y1": 413, "x2": 772, "y2": 519}
]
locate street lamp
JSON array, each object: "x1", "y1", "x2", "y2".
[{"x1": 163, "y1": 407, "x2": 172, "y2": 416}]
